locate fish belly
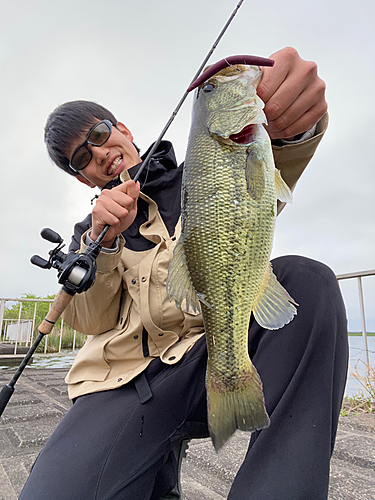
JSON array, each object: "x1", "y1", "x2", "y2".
[{"x1": 182, "y1": 140, "x2": 273, "y2": 450}]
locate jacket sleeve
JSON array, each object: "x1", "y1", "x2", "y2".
[
  {"x1": 273, "y1": 113, "x2": 328, "y2": 215},
  {"x1": 62, "y1": 231, "x2": 126, "y2": 335}
]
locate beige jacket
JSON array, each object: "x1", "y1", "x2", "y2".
[{"x1": 64, "y1": 115, "x2": 328, "y2": 400}]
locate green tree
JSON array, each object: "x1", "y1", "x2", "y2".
[{"x1": 2, "y1": 293, "x2": 86, "y2": 352}]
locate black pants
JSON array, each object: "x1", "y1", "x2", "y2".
[{"x1": 19, "y1": 256, "x2": 349, "y2": 500}]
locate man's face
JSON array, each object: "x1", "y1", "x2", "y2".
[{"x1": 67, "y1": 121, "x2": 142, "y2": 188}]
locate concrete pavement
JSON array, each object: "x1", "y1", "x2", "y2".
[{"x1": 0, "y1": 368, "x2": 374, "y2": 500}]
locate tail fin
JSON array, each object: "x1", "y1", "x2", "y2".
[{"x1": 206, "y1": 362, "x2": 270, "y2": 451}]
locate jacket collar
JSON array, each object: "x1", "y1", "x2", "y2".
[{"x1": 102, "y1": 141, "x2": 178, "y2": 194}]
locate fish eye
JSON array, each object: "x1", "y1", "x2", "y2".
[{"x1": 202, "y1": 83, "x2": 215, "y2": 93}]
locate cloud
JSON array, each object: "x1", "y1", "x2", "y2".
[{"x1": 0, "y1": 0, "x2": 373, "y2": 330}]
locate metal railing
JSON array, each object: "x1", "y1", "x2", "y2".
[
  {"x1": 0, "y1": 297, "x2": 82, "y2": 355},
  {"x1": 0, "y1": 269, "x2": 374, "y2": 360},
  {"x1": 336, "y1": 270, "x2": 375, "y2": 367}
]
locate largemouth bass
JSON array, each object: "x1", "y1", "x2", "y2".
[{"x1": 167, "y1": 63, "x2": 297, "y2": 450}]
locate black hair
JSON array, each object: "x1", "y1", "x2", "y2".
[{"x1": 44, "y1": 100, "x2": 139, "y2": 177}]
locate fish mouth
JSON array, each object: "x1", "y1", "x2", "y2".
[{"x1": 229, "y1": 124, "x2": 255, "y2": 144}]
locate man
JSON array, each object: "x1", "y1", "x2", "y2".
[{"x1": 20, "y1": 48, "x2": 348, "y2": 500}]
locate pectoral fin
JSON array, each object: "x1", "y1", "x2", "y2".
[
  {"x1": 246, "y1": 146, "x2": 265, "y2": 200},
  {"x1": 253, "y1": 263, "x2": 298, "y2": 330},
  {"x1": 275, "y1": 169, "x2": 293, "y2": 203},
  {"x1": 167, "y1": 238, "x2": 201, "y2": 313}
]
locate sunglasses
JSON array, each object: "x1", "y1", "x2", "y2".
[{"x1": 69, "y1": 119, "x2": 114, "y2": 172}]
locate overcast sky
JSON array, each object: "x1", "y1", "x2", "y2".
[{"x1": 0, "y1": 0, "x2": 373, "y2": 331}]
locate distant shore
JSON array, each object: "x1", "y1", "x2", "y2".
[{"x1": 348, "y1": 332, "x2": 375, "y2": 336}]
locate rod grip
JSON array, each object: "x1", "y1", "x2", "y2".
[{"x1": 38, "y1": 289, "x2": 74, "y2": 335}]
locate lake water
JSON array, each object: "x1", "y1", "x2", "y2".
[
  {"x1": 346, "y1": 335, "x2": 375, "y2": 397},
  {"x1": 1, "y1": 337, "x2": 374, "y2": 398},
  {"x1": 26, "y1": 353, "x2": 77, "y2": 370}
]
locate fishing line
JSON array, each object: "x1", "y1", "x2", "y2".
[
  {"x1": 133, "y1": 0, "x2": 245, "y2": 184},
  {"x1": 225, "y1": 59, "x2": 242, "y2": 72},
  {"x1": 138, "y1": 158, "x2": 151, "y2": 192},
  {"x1": 96, "y1": 0, "x2": 245, "y2": 245}
]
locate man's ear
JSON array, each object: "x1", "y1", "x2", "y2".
[
  {"x1": 116, "y1": 122, "x2": 134, "y2": 142},
  {"x1": 76, "y1": 174, "x2": 96, "y2": 188}
]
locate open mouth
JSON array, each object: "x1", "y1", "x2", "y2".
[
  {"x1": 108, "y1": 155, "x2": 123, "y2": 176},
  {"x1": 229, "y1": 124, "x2": 255, "y2": 144}
]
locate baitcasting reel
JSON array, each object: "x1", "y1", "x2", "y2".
[
  {"x1": 30, "y1": 228, "x2": 101, "y2": 295},
  {"x1": 0, "y1": 227, "x2": 105, "y2": 417}
]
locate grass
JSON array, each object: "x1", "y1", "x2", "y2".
[
  {"x1": 34, "y1": 328, "x2": 86, "y2": 354},
  {"x1": 341, "y1": 396, "x2": 375, "y2": 416},
  {"x1": 341, "y1": 360, "x2": 375, "y2": 415}
]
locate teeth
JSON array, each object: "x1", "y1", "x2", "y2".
[{"x1": 108, "y1": 156, "x2": 122, "y2": 175}]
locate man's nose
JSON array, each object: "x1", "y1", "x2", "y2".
[{"x1": 90, "y1": 144, "x2": 110, "y2": 163}]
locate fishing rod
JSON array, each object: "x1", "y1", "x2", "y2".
[
  {"x1": 134, "y1": 0, "x2": 245, "y2": 182},
  {"x1": 96, "y1": 0, "x2": 246, "y2": 244},
  {"x1": 0, "y1": 228, "x2": 102, "y2": 417},
  {"x1": 0, "y1": 0, "x2": 246, "y2": 417}
]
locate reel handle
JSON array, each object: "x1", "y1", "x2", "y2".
[
  {"x1": 30, "y1": 254, "x2": 50, "y2": 269},
  {"x1": 40, "y1": 228, "x2": 63, "y2": 244}
]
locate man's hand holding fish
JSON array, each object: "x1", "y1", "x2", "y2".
[{"x1": 259, "y1": 46, "x2": 328, "y2": 140}]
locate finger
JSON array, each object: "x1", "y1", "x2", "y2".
[
  {"x1": 91, "y1": 205, "x2": 129, "y2": 246},
  {"x1": 258, "y1": 48, "x2": 323, "y2": 124},
  {"x1": 258, "y1": 61, "x2": 289, "y2": 106},
  {"x1": 123, "y1": 180, "x2": 140, "y2": 201},
  {"x1": 101, "y1": 182, "x2": 139, "y2": 208},
  {"x1": 266, "y1": 106, "x2": 326, "y2": 140},
  {"x1": 265, "y1": 66, "x2": 322, "y2": 124},
  {"x1": 257, "y1": 47, "x2": 305, "y2": 103},
  {"x1": 266, "y1": 79, "x2": 327, "y2": 138},
  {"x1": 263, "y1": 65, "x2": 313, "y2": 124},
  {"x1": 110, "y1": 180, "x2": 140, "y2": 206},
  {"x1": 93, "y1": 191, "x2": 136, "y2": 227},
  {"x1": 93, "y1": 206, "x2": 128, "y2": 231},
  {"x1": 91, "y1": 181, "x2": 140, "y2": 243}
]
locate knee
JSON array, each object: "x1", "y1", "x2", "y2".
[
  {"x1": 272, "y1": 255, "x2": 335, "y2": 283},
  {"x1": 271, "y1": 255, "x2": 342, "y2": 305},
  {"x1": 271, "y1": 256, "x2": 347, "y2": 340}
]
